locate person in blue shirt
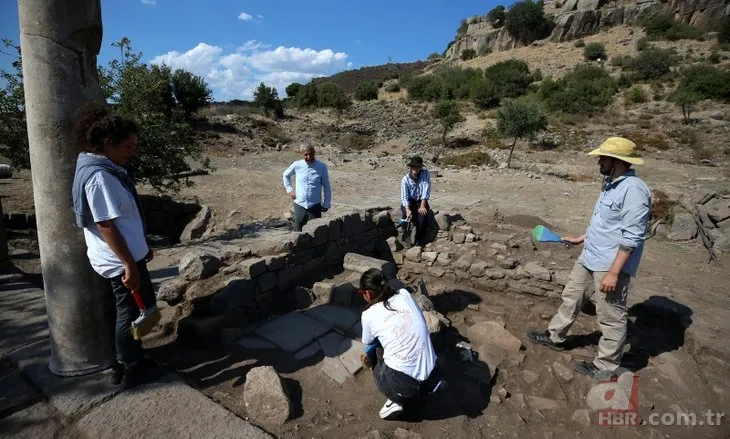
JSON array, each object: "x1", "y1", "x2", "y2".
[
  {"x1": 527, "y1": 137, "x2": 652, "y2": 380},
  {"x1": 283, "y1": 144, "x2": 332, "y2": 231},
  {"x1": 400, "y1": 156, "x2": 431, "y2": 246}
]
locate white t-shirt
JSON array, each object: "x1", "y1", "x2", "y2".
[
  {"x1": 83, "y1": 170, "x2": 148, "y2": 278},
  {"x1": 361, "y1": 289, "x2": 437, "y2": 381}
]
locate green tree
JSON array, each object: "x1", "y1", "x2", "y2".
[
  {"x1": 406, "y1": 75, "x2": 444, "y2": 101},
  {"x1": 432, "y1": 100, "x2": 465, "y2": 147},
  {"x1": 584, "y1": 42, "x2": 607, "y2": 61},
  {"x1": 675, "y1": 64, "x2": 730, "y2": 101},
  {"x1": 470, "y1": 78, "x2": 500, "y2": 109},
  {"x1": 296, "y1": 82, "x2": 319, "y2": 107},
  {"x1": 487, "y1": 5, "x2": 506, "y2": 28},
  {"x1": 669, "y1": 88, "x2": 701, "y2": 123},
  {"x1": 354, "y1": 82, "x2": 379, "y2": 101},
  {"x1": 171, "y1": 69, "x2": 212, "y2": 116},
  {"x1": 538, "y1": 65, "x2": 617, "y2": 115},
  {"x1": 285, "y1": 82, "x2": 303, "y2": 99},
  {"x1": 624, "y1": 47, "x2": 673, "y2": 80},
  {"x1": 316, "y1": 82, "x2": 351, "y2": 121},
  {"x1": 484, "y1": 59, "x2": 534, "y2": 98},
  {"x1": 0, "y1": 39, "x2": 28, "y2": 169},
  {"x1": 496, "y1": 99, "x2": 547, "y2": 168},
  {"x1": 505, "y1": 0, "x2": 552, "y2": 44},
  {"x1": 253, "y1": 82, "x2": 280, "y2": 116}
]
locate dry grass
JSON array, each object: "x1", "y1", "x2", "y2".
[
  {"x1": 441, "y1": 151, "x2": 493, "y2": 167},
  {"x1": 652, "y1": 189, "x2": 676, "y2": 223},
  {"x1": 622, "y1": 131, "x2": 670, "y2": 151}
]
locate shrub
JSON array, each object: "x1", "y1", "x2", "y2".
[
  {"x1": 574, "y1": 39, "x2": 585, "y2": 48},
  {"x1": 669, "y1": 88, "x2": 701, "y2": 123},
  {"x1": 709, "y1": 51, "x2": 721, "y2": 64},
  {"x1": 532, "y1": 68, "x2": 543, "y2": 81},
  {"x1": 342, "y1": 133, "x2": 373, "y2": 151},
  {"x1": 623, "y1": 47, "x2": 674, "y2": 80},
  {"x1": 719, "y1": 17, "x2": 730, "y2": 44},
  {"x1": 441, "y1": 151, "x2": 493, "y2": 167},
  {"x1": 496, "y1": 99, "x2": 547, "y2": 168},
  {"x1": 296, "y1": 82, "x2": 319, "y2": 107},
  {"x1": 439, "y1": 66, "x2": 482, "y2": 100},
  {"x1": 487, "y1": 5, "x2": 506, "y2": 28},
  {"x1": 385, "y1": 82, "x2": 401, "y2": 93},
  {"x1": 470, "y1": 78, "x2": 500, "y2": 109},
  {"x1": 584, "y1": 42, "x2": 607, "y2": 61},
  {"x1": 316, "y1": 82, "x2": 352, "y2": 119},
  {"x1": 637, "y1": 37, "x2": 649, "y2": 51},
  {"x1": 406, "y1": 75, "x2": 444, "y2": 101},
  {"x1": 253, "y1": 82, "x2": 280, "y2": 117},
  {"x1": 676, "y1": 64, "x2": 730, "y2": 101},
  {"x1": 354, "y1": 82, "x2": 379, "y2": 101},
  {"x1": 432, "y1": 100, "x2": 465, "y2": 146},
  {"x1": 505, "y1": 0, "x2": 553, "y2": 44},
  {"x1": 625, "y1": 86, "x2": 648, "y2": 104},
  {"x1": 461, "y1": 49, "x2": 477, "y2": 61},
  {"x1": 285, "y1": 82, "x2": 303, "y2": 98},
  {"x1": 643, "y1": 13, "x2": 701, "y2": 41},
  {"x1": 478, "y1": 46, "x2": 493, "y2": 56},
  {"x1": 611, "y1": 55, "x2": 632, "y2": 68},
  {"x1": 539, "y1": 65, "x2": 618, "y2": 115},
  {"x1": 427, "y1": 52, "x2": 443, "y2": 60},
  {"x1": 484, "y1": 59, "x2": 533, "y2": 98}
]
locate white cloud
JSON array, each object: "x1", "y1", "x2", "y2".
[
  {"x1": 238, "y1": 12, "x2": 253, "y2": 21},
  {"x1": 257, "y1": 14, "x2": 264, "y2": 19},
  {"x1": 141, "y1": 0, "x2": 156, "y2": 4},
  {"x1": 151, "y1": 42, "x2": 350, "y2": 100}
]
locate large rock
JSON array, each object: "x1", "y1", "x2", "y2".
[
  {"x1": 668, "y1": 211, "x2": 698, "y2": 241},
  {"x1": 157, "y1": 278, "x2": 187, "y2": 303},
  {"x1": 179, "y1": 251, "x2": 221, "y2": 281},
  {"x1": 423, "y1": 310, "x2": 449, "y2": 334},
  {"x1": 405, "y1": 246, "x2": 422, "y2": 262},
  {"x1": 387, "y1": 236, "x2": 403, "y2": 252},
  {"x1": 302, "y1": 218, "x2": 330, "y2": 247},
  {"x1": 180, "y1": 205, "x2": 211, "y2": 241},
  {"x1": 523, "y1": 261, "x2": 551, "y2": 282},
  {"x1": 706, "y1": 199, "x2": 730, "y2": 224},
  {"x1": 243, "y1": 366, "x2": 291, "y2": 426},
  {"x1": 343, "y1": 253, "x2": 397, "y2": 280},
  {"x1": 434, "y1": 212, "x2": 452, "y2": 231},
  {"x1": 239, "y1": 257, "x2": 268, "y2": 279},
  {"x1": 467, "y1": 321, "x2": 522, "y2": 355}
]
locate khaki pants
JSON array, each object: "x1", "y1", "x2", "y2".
[{"x1": 548, "y1": 261, "x2": 630, "y2": 371}]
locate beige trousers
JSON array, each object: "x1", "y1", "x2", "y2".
[{"x1": 547, "y1": 261, "x2": 630, "y2": 371}]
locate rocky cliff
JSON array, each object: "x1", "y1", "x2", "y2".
[{"x1": 445, "y1": 0, "x2": 729, "y2": 59}]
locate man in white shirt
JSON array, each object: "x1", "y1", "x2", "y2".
[{"x1": 283, "y1": 144, "x2": 332, "y2": 231}]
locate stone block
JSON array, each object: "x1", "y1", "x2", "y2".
[
  {"x1": 434, "y1": 212, "x2": 451, "y2": 231},
  {"x1": 288, "y1": 248, "x2": 314, "y2": 266},
  {"x1": 485, "y1": 268, "x2": 506, "y2": 279},
  {"x1": 402, "y1": 260, "x2": 424, "y2": 274},
  {"x1": 693, "y1": 189, "x2": 716, "y2": 205},
  {"x1": 467, "y1": 321, "x2": 522, "y2": 354},
  {"x1": 277, "y1": 266, "x2": 304, "y2": 292},
  {"x1": 313, "y1": 282, "x2": 334, "y2": 303},
  {"x1": 332, "y1": 282, "x2": 357, "y2": 306},
  {"x1": 179, "y1": 251, "x2": 221, "y2": 281},
  {"x1": 239, "y1": 257, "x2": 268, "y2": 279},
  {"x1": 428, "y1": 266, "x2": 445, "y2": 277},
  {"x1": 422, "y1": 251, "x2": 439, "y2": 264},
  {"x1": 343, "y1": 253, "x2": 397, "y2": 279},
  {"x1": 435, "y1": 252, "x2": 452, "y2": 266},
  {"x1": 465, "y1": 233, "x2": 477, "y2": 243},
  {"x1": 455, "y1": 255, "x2": 472, "y2": 271},
  {"x1": 707, "y1": 199, "x2": 730, "y2": 224},
  {"x1": 325, "y1": 242, "x2": 339, "y2": 265},
  {"x1": 244, "y1": 366, "x2": 291, "y2": 426},
  {"x1": 264, "y1": 254, "x2": 287, "y2": 272},
  {"x1": 452, "y1": 233, "x2": 466, "y2": 244},
  {"x1": 210, "y1": 278, "x2": 257, "y2": 313},
  {"x1": 387, "y1": 236, "x2": 403, "y2": 252},
  {"x1": 255, "y1": 312, "x2": 331, "y2": 352},
  {"x1": 328, "y1": 218, "x2": 343, "y2": 241},
  {"x1": 312, "y1": 244, "x2": 328, "y2": 259},
  {"x1": 257, "y1": 272, "x2": 277, "y2": 293},
  {"x1": 668, "y1": 211, "x2": 698, "y2": 241},
  {"x1": 302, "y1": 218, "x2": 330, "y2": 247},
  {"x1": 524, "y1": 261, "x2": 552, "y2": 281},
  {"x1": 274, "y1": 234, "x2": 298, "y2": 253},
  {"x1": 469, "y1": 261, "x2": 490, "y2": 277},
  {"x1": 393, "y1": 253, "x2": 404, "y2": 265}
]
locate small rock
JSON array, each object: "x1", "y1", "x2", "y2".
[
  {"x1": 394, "y1": 428, "x2": 422, "y2": 439},
  {"x1": 421, "y1": 251, "x2": 439, "y2": 263},
  {"x1": 243, "y1": 366, "x2": 291, "y2": 425},
  {"x1": 157, "y1": 278, "x2": 187, "y2": 303},
  {"x1": 180, "y1": 205, "x2": 212, "y2": 241},
  {"x1": 497, "y1": 387, "x2": 510, "y2": 399},
  {"x1": 465, "y1": 233, "x2": 477, "y2": 243},
  {"x1": 522, "y1": 370, "x2": 540, "y2": 384},
  {"x1": 668, "y1": 211, "x2": 698, "y2": 241},
  {"x1": 455, "y1": 255, "x2": 472, "y2": 271},
  {"x1": 484, "y1": 268, "x2": 505, "y2": 279},
  {"x1": 571, "y1": 408, "x2": 592, "y2": 428},
  {"x1": 452, "y1": 232, "x2": 466, "y2": 244},
  {"x1": 405, "y1": 246, "x2": 422, "y2": 262},
  {"x1": 490, "y1": 242, "x2": 508, "y2": 251},
  {"x1": 490, "y1": 395, "x2": 502, "y2": 404},
  {"x1": 434, "y1": 212, "x2": 452, "y2": 231},
  {"x1": 467, "y1": 321, "x2": 522, "y2": 354},
  {"x1": 500, "y1": 258, "x2": 518, "y2": 269},
  {"x1": 423, "y1": 310, "x2": 449, "y2": 334},
  {"x1": 436, "y1": 252, "x2": 453, "y2": 266},
  {"x1": 552, "y1": 362, "x2": 575, "y2": 381},
  {"x1": 387, "y1": 236, "x2": 403, "y2": 252},
  {"x1": 467, "y1": 304, "x2": 479, "y2": 311},
  {"x1": 523, "y1": 261, "x2": 551, "y2": 281},
  {"x1": 179, "y1": 251, "x2": 222, "y2": 281}
]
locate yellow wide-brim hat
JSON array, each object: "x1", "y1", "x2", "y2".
[{"x1": 587, "y1": 137, "x2": 644, "y2": 165}]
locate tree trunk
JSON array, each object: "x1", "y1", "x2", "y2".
[
  {"x1": 19, "y1": 0, "x2": 116, "y2": 376},
  {"x1": 507, "y1": 138, "x2": 518, "y2": 168}
]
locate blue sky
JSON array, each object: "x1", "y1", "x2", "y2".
[{"x1": 0, "y1": 0, "x2": 500, "y2": 100}]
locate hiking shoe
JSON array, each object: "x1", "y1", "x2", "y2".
[
  {"x1": 110, "y1": 362, "x2": 124, "y2": 386},
  {"x1": 527, "y1": 330, "x2": 565, "y2": 351},
  {"x1": 379, "y1": 399, "x2": 404, "y2": 420},
  {"x1": 121, "y1": 358, "x2": 164, "y2": 390},
  {"x1": 574, "y1": 362, "x2": 617, "y2": 381}
]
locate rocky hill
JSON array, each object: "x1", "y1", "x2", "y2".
[
  {"x1": 311, "y1": 60, "x2": 434, "y2": 94},
  {"x1": 445, "y1": 0, "x2": 729, "y2": 59}
]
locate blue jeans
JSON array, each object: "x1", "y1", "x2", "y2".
[
  {"x1": 292, "y1": 202, "x2": 322, "y2": 232},
  {"x1": 109, "y1": 260, "x2": 156, "y2": 366},
  {"x1": 401, "y1": 199, "x2": 429, "y2": 244}
]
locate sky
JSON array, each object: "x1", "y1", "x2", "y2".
[{"x1": 0, "y1": 0, "x2": 501, "y2": 101}]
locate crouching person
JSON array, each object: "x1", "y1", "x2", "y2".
[{"x1": 358, "y1": 269, "x2": 442, "y2": 419}]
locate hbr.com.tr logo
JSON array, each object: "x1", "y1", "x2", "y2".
[{"x1": 586, "y1": 371, "x2": 640, "y2": 426}]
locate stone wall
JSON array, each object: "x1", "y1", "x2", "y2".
[
  {"x1": 139, "y1": 195, "x2": 203, "y2": 243},
  {"x1": 2, "y1": 212, "x2": 36, "y2": 230},
  {"x1": 164, "y1": 209, "x2": 396, "y2": 342}
]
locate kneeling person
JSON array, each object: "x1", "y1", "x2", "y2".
[{"x1": 358, "y1": 269, "x2": 442, "y2": 420}]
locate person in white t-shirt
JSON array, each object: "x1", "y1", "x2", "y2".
[
  {"x1": 71, "y1": 103, "x2": 159, "y2": 389},
  {"x1": 358, "y1": 268, "x2": 442, "y2": 420}
]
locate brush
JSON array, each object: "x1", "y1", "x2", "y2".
[{"x1": 130, "y1": 289, "x2": 161, "y2": 340}]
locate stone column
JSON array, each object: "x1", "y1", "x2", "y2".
[{"x1": 18, "y1": 0, "x2": 116, "y2": 376}]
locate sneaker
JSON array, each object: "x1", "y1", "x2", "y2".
[
  {"x1": 527, "y1": 330, "x2": 565, "y2": 351},
  {"x1": 574, "y1": 362, "x2": 617, "y2": 380},
  {"x1": 379, "y1": 399, "x2": 404, "y2": 420}
]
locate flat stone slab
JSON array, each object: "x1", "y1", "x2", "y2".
[
  {"x1": 0, "y1": 373, "x2": 40, "y2": 417},
  {"x1": 75, "y1": 373, "x2": 272, "y2": 438},
  {"x1": 0, "y1": 402, "x2": 61, "y2": 439},
  {"x1": 294, "y1": 341, "x2": 323, "y2": 361},
  {"x1": 236, "y1": 337, "x2": 277, "y2": 350},
  {"x1": 0, "y1": 282, "x2": 48, "y2": 356},
  {"x1": 304, "y1": 304, "x2": 361, "y2": 333},
  {"x1": 255, "y1": 312, "x2": 331, "y2": 353},
  {"x1": 318, "y1": 332, "x2": 364, "y2": 382}
]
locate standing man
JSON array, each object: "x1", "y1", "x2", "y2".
[
  {"x1": 283, "y1": 144, "x2": 332, "y2": 231},
  {"x1": 527, "y1": 137, "x2": 652, "y2": 380},
  {"x1": 400, "y1": 156, "x2": 432, "y2": 246}
]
